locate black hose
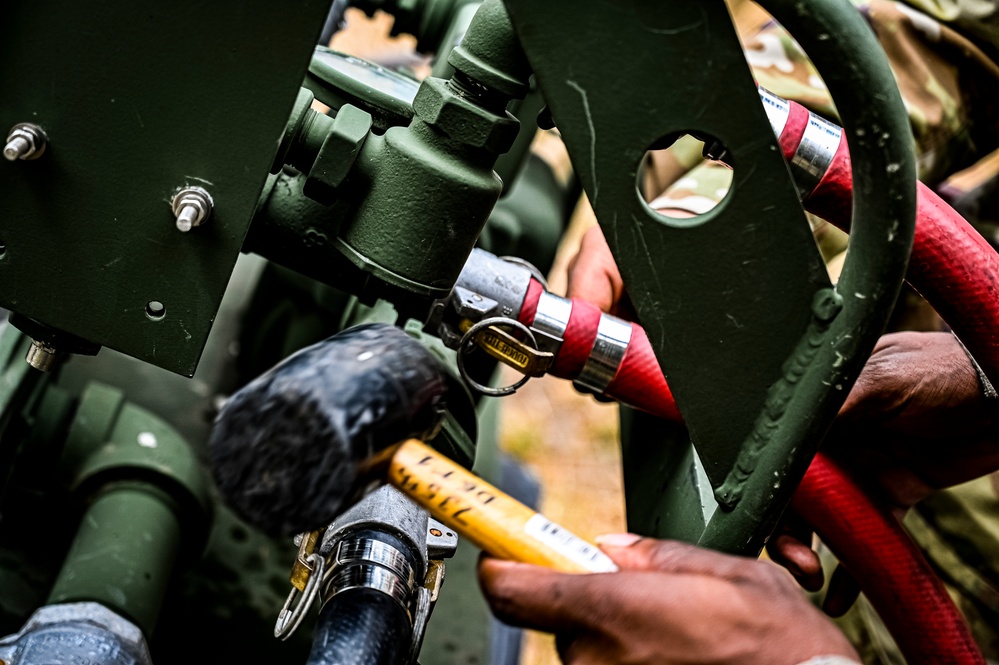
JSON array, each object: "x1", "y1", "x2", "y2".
[
  {"x1": 307, "y1": 588, "x2": 413, "y2": 665},
  {"x1": 305, "y1": 521, "x2": 425, "y2": 665},
  {"x1": 307, "y1": 528, "x2": 422, "y2": 665}
]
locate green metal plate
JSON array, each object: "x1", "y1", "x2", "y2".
[
  {"x1": 502, "y1": 0, "x2": 829, "y2": 489},
  {"x1": 0, "y1": 1, "x2": 332, "y2": 376}
]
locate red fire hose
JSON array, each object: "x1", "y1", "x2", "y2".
[{"x1": 513, "y1": 93, "x2": 990, "y2": 663}]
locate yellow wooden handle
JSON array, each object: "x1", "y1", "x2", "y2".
[{"x1": 388, "y1": 439, "x2": 618, "y2": 574}]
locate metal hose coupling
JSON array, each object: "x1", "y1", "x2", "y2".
[
  {"x1": 756, "y1": 84, "x2": 844, "y2": 199},
  {"x1": 291, "y1": 486, "x2": 457, "y2": 665},
  {"x1": 430, "y1": 247, "x2": 640, "y2": 397}
]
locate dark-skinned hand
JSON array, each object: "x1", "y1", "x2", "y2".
[
  {"x1": 768, "y1": 330, "x2": 999, "y2": 612},
  {"x1": 478, "y1": 535, "x2": 861, "y2": 665}
]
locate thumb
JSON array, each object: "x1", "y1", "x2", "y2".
[{"x1": 596, "y1": 533, "x2": 755, "y2": 580}]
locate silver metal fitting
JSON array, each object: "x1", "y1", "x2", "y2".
[
  {"x1": 170, "y1": 186, "x2": 214, "y2": 232},
  {"x1": 4, "y1": 123, "x2": 47, "y2": 161},
  {"x1": 454, "y1": 248, "x2": 533, "y2": 319},
  {"x1": 530, "y1": 291, "x2": 573, "y2": 356},
  {"x1": 574, "y1": 314, "x2": 633, "y2": 394},
  {"x1": 0, "y1": 602, "x2": 153, "y2": 665},
  {"x1": 757, "y1": 86, "x2": 792, "y2": 139},
  {"x1": 25, "y1": 340, "x2": 63, "y2": 372},
  {"x1": 426, "y1": 518, "x2": 458, "y2": 559},
  {"x1": 790, "y1": 112, "x2": 843, "y2": 199}
]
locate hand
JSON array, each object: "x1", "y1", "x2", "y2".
[
  {"x1": 565, "y1": 227, "x2": 999, "y2": 608},
  {"x1": 565, "y1": 224, "x2": 633, "y2": 319},
  {"x1": 478, "y1": 535, "x2": 860, "y2": 665},
  {"x1": 768, "y1": 330, "x2": 999, "y2": 610},
  {"x1": 565, "y1": 207, "x2": 695, "y2": 320}
]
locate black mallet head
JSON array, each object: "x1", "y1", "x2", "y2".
[{"x1": 209, "y1": 323, "x2": 449, "y2": 537}]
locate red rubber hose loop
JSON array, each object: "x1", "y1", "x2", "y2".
[
  {"x1": 808, "y1": 145, "x2": 999, "y2": 386},
  {"x1": 794, "y1": 455, "x2": 986, "y2": 664},
  {"x1": 787, "y1": 101, "x2": 986, "y2": 664}
]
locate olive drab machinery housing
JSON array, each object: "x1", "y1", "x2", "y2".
[{"x1": 0, "y1": 1, "x2": 919, "y2": 664}]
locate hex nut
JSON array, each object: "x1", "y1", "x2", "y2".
[
  {"x1": 411, "y1": 78, "x2": 519, "y2": 154},
  {"x1": 304, "y1": 104, "x2": 373, "y2": 205}
]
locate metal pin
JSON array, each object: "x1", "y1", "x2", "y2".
[{"x1": 175, "y1": 206, "x2": 199, "y2": 232}]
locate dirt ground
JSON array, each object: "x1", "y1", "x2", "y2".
[{"x1": 493, "y1": 205, "x2": 627, "y2": 665}]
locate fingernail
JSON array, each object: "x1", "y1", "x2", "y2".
[
  {"x1": 594, "y1": 533, "x2": 642, "y2": 548},
  {"x1": 481, "y1": 557, "x2": 518, "y2": 569}
]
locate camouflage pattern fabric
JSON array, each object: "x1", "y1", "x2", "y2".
[{"x1": 648, "y1": 2, "x2": 999, "y2": 662}]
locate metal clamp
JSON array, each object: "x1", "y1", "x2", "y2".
[
  {"x1": 790, "y1": 111, "x2": 843, "y2": 199},
  {"x1": 757, "y1": 86, "x2": 792, "y2": 140},
  {"x1": 573, "y1": 315, "x2": 633, "y2": 394},
  {"x1": 274, "y1": 552, "x2": 326, "y2": 640},
  {"x1": 335, "y1": 538, "x2": 416, "y2": 587},
  {"x1": 321, "y1": 537, "x2": 418, "y2": 615},
  {"x1": 530, "y1": 291, "x2": 573, "y2": 356}
]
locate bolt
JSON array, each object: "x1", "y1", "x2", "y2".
[
  {"x1": 176, "y1": 206, "x2": 199, "y2": 232},
  {"x1": 25, "y1": 340, "x2": 63, "y2": 372},
  {"x1": 4, "y1": 123, "x2": 47, "y2": 161},
  {"x1": 4, "y1": 136, "x2": 30, "y2": 160},
  {"x1": 170, "y1": 186, "x2": 214, "y2": 232}
]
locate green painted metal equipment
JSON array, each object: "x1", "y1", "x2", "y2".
[
  {"x1": 34, "y1": 380, "x2": 210, "y2": 637},
  {"x1": 0, "y1": 0, "x2": 333, "y2": 376},
  {"x1": 334, "y1": 0, "x2": 533, "y2": 300},
  {"x1": 0, "y1": 0, "x2": 921, "y2": 662},
  {"x1": 501, "y1": 0, "x2": 916, "y2": 554}
]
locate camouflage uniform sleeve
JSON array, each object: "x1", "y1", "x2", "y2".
[
  {"x1": 748, "y1": 0, "x2": 999, "y2": 184},
  {"x1": 648, "y1": 0, "x2": 999, "y2": 209},
  {"x1": 902, "y1": 0, "x2": 999, "y2": 58}
]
